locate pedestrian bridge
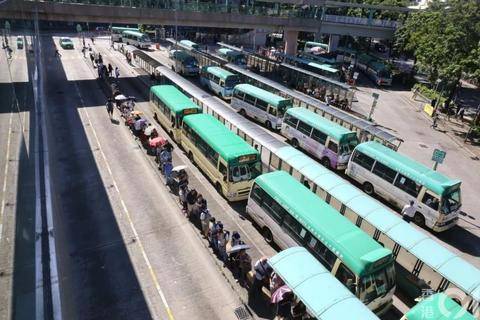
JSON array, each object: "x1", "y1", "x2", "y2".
[{"x1": 1, "y1": 0, "x2": 400, "y2": 39}]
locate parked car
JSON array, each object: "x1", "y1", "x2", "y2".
[
  {"x1": 59, "y1": 37, "x2": 74, "y2": 49},
  {"x1": 16, "y1": 36, "x2": 23, "y2": 49}
]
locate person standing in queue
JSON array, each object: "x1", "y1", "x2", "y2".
[
  {"x1": 249, "y1": 257, "x2": 271, "y2": 302},
  {"x1": 401, "y1": 200, "x2": 417, "y2": 223},
  {"x1": 107, "y1": 63, "x2": 113, "y2": 78}
]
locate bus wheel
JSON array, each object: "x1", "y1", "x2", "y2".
[
  {"x1": 321, "y1": 157, "x2": 331, "y2": 169},
  {"x1": 265, "y1": 120, "x2": 272, "y2": 130},
  {"x1": 413, "y1": 213, "x2": 425, "y2": 228},
  {"x1": 215, "y1": 182, "x2": 223, "y2": 196},
  {"x1": 291, "y1": 138, "x2": 299, "y2": 148},
  {"x1": 239, "y1": 109, "x2": 246, "y2": 116},
  {"x1": 188, "y1": 151, "x2": 194, "y2": 164},
  {"x1": 262, "y1": 227, "x2": 273, "y2": 244},
  {"x1": 363, "y1": 182, "x2": 374, "y2": 195}
]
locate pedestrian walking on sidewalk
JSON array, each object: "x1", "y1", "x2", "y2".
[
  {"x1": 107, "y1": 63, "x2": 113, "y2": 77},
  {"x1": 90, "y1": 36, "x2": 95, "y2": 45},
  {"x1": 81, "y1": 46, "x2": 86, "y2": 58},
  {"x1": 90, "y1": 52, "x2": 95, "y2": 67},
  {"x1": 98, "y1": 53, "x2": 103, "y2": 65},
  {"x1": 115, "y1": 66, "x2": 120, "y2": 80},
  {"x1": 106, "y1": 98, "x2": 114, "y2": 118}
]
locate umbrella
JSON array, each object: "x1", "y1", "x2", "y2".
[
  {"x1": 271, "y1": 284, "x2": 292, "y2": 304},
  {"x1": 227, "y1": 244, "x2": 250, "y2": 254},
  {"x1": 144, "y1": 126, "x2": 155, "y2": 136},
  {"x1": 149, "y1": 136, "x2": 166, "y2": 148},
  {"x1": 115, "y1": 94, "x2": 127, "y2": 101},
  {"x1": 172, "y1": 165, "x2": 187, "y2": 172}
]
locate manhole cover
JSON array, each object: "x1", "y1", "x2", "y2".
[
  {"x1": 419, "y1": 143, "x2": 429, "y2": 149},
  {"x1": 234, "y1": 306, "x2": 250, "y2": 320}
]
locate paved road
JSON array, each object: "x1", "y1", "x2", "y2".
[
  {"x1": 354, "y1": 80, "x2": 480, "y2": 266},
  {"x1": 0, "y1": 36, "x2": 37, "y2": 320},
  {"x1": 40, "y1": 34, "x2": 244, "y2": 320}
]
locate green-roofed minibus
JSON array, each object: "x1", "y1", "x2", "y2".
[
  {"x1": 179, "y1": 39, "x2": 200, "y2": 51},
  {"x1": 111, "y1": 26, "x2": 139, "y2": 42},
  {"x1": 246, "y1": 170, "x2": 396, "y2": 315},
  {"x1": 346, "y1": 141, "x2": 461, "y2": 232},
  {"x1": 401, "y1": 293, "x2": 478, "y2": 320},
  {"x1": 149, "y1": 85, "x2": 201, "y2": 141},
  {"x1": 181, "y1": 113, "x2": 261, "y2": 201},
  {"x1": 217, "y1": 48, "x2": 247, "y2": 67},
  {"x1": 200, "y1": 66, "x2": 240, "y2": 99},
  {"x1": 281, "y1": 107, "x2": 358, "y2": 170},
  {"x1": 231, "y1": 84, "x2": 292, "y2": 131},
  {"x1": 121, "y1": 30, "x2": 151, "y2": 49}
]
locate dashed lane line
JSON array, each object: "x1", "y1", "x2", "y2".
[
  {"x1": 0, "y1": 111, "x2": 13, "y2": 243},
  {"x1": 72, "y1": 81, "x2": 175, "y2": 320}
]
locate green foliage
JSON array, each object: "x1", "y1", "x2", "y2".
[
  {"x1": 395, "y1": 0, "x2": 480, "y2": 85},
  {"x1": 413, "y1": 83, "x2": 446, "y2": 104}
]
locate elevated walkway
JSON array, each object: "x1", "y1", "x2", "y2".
[{"x1": 1, "y1": 0, "x2": 398, "y2": 39}]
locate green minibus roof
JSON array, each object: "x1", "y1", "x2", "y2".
[
  {"x1": 150, "y1": 85, "x2": 200, "y2": 114},
  {"x1": 307, "y1": 62, "x2": 339, "y2": 73},
  {"x1": 254, "y1": 171, "x2": 392, "y2": 276},
  {"x1": 405, "y1": 293, "x2": 476, "y2": 320},
  {"x1": 183, "y1": 113, "x2": 259, "y2": 163},
  {"x1": 122, "y1": 30, "x2": 145, "y2": 37},
  {"x1": 202, "y1": 66, "x2": 236, "y2": 80},
  {"x1": 355, "y1": 142, "x2": 461, "y2": 196},
  {"x1": 286, "y1": 108, "x2": 356, "y2": 143},
  {"x1": 233, "y1": 84, "x2": 291, "y2": 108}
]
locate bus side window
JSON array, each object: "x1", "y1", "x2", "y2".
[
  {"x1": 256, "y1": 99, "x2": 268, "y2": 112},
  {"x1": 372, "y1": 161, "x2": 397, "y2": 184},
  {"x1": 297, "y1": 120, "x2": 313, "y2": 136},
  {"x1": 267, "y1": 106, "x2": 276, "y2": 116},
  {"x1": 327, "y1": 141, "x2": 338, "y2": 154},
  {"x1": 422, "y1": 192, "x2": 440, "y2": 211},
  {"x1": 335, "y1": 263, "x2": 356, "y2": 293},
  {"x1": 394, "y1": 174, "x2": 420, "y2": 197},
  {"x1": 311, "y1": 240, "x2": 336, "y2": 270},
  {"x1": 281, "y1": 215, "x2": 306, "y2": 243},
  {"x1": 284, "y1": 114, "x2": 298, "y2": 128},
  {"x1": 244, "y1": 94, "x2": 256, "y2": 105},
  {"x1": 311, "y1": 129, "x2": 327, "y2": 145},
  {"x1": 352, "y1": 151, "x2": 375, "y2": 171}
]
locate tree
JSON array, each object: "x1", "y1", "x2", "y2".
[{"x1": 395, "y1": 0, "x2": 480, "y2": 93}]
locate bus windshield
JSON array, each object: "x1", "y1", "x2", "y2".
[
  {"x1": 277, "y1": 102, "x2": 291, "y2": 118},
  {"x1": 184, "y1": 58, "x2": 198, "y2": 68},
  {"x1": 225, "y1": 76, "x2": 240, "y2": 89},
  {"x1": 359, "y1": 263, "x2": 395, "y2": 304},
  {"x1": 235, "y1": 55, "x2": 247, "y2": 65},
  {"x1": 441, "y1": 188, "x2": 461, "y2": 214},
  {"x1": 140, "y1": 35, "x2": 151, "y2": 42},
  {"x1": 229, "y1": 161, "x2": 262, "y2": 183},
  {"x1": 340, "y1": 135, "x2": 359, "y2": 156}
]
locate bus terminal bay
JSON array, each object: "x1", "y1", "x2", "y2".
[{"x1": 1, "y1": 6, "x2": 480, "y2": 320}]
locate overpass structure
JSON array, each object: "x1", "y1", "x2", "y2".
[{"x1": 1, "y1": 0, "x2": 401, "y2": 40}]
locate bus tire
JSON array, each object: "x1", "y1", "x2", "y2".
[
  {"x1": 239, "y1": 109, "x2": 246, "y2": 116},
  {"x1": 413, "y1": 213, "x2": 425, "y2": 228},
  {"x1": 321, "y1": 157, "x2": 331, "y2": 169},
  {"x1": 215, "y1": 182, "x2": 223, "y2": 196},
  {"x1": 265, "y1": 120, "x2": 272, "y2": 130},
  {"x1": 262, "y1": 227, "x2": 273, "y2": 244},
  {"x1": 363, "y1": 182, "x2": 374, "y2": 195},
  {"x1": 291, "y1": 138, "x2": 299, "y2": 148},
  {"x1": 188, "y1": 151, "x2": 194, "y2": 164}
]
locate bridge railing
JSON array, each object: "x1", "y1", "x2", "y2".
[{"x1": 36, "y1": 0, "x2": 400, "y2": 29}]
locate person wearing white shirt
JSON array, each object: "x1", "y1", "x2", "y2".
[{"x1": 401, "y1": 200, "x2": 417, "y2": 222}]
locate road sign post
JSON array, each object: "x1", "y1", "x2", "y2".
[
  {"x1": 431, "y1": 148, "x2": 446, "y2": 171},
  {"x1": 368, "y1": 92, "x2": 379, "y2": 122}
]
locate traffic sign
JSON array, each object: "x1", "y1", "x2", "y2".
[{"x1": 432, "y1": 148, "x2": 446, "y2": 164}]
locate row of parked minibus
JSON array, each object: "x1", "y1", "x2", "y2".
[
  {"x1": 147, "y1": 82, "x2": 473, "y2": 319},
  {"x1": 112, "y1": 40, "x2": 476, "y2": 318},
  {"x1": 165, "y1": 40, "x2": 462, "y2": 234}
]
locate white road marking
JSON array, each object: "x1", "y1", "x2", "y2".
[
  {"x1": 72, "y1": 81, "x2": 175, "y2": 320},
  {"x1": 0, "y1": 111, "x2": 13, "y2": 243}
]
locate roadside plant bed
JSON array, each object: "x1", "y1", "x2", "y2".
[{"x1": 412, "y1": 83, "x2": 446, "y2": 105}]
